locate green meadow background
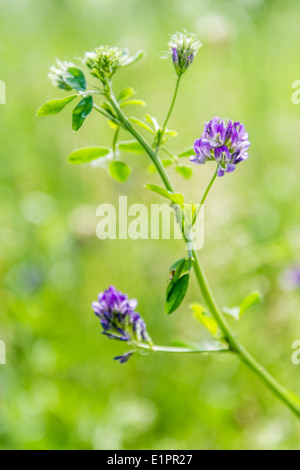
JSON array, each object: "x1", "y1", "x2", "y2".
[{"x1": 0, "y1": 0, "x2": 300, "y2": 450}]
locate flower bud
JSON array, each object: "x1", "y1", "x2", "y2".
[
  {"x1": 168, "y1": 31, "x2": 201, "y2": 76},
  {"x1": 48, "y1": 60, "x2": 74, "y2": 90}
]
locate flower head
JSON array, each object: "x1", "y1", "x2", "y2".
[
  {"x1": 190, "y1": 117, "x2": 250, "y2": 177},
  {"x1": 48, "y1": 60, "x2": 74, "y2": 90},
  {"x1": 168, "y1": 31, "x2": 201, "y2": 76},
  {"x1": 83, "y1": 46, "x2": 143, "y2": 85},
  {"x1": 92, "y1": 286, "x2": 152, "y2": 362}
]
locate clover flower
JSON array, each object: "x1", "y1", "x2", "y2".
[
  {"x1": 92, "y1": 286, "x2": 152, "y2": 363},
  {"x1": 168, "y1": 31, "x2": 201, "y2": 76},
  {"x1": 48, "y1": 60, "x2": 74, "y2": 90},
  {"x1": 191, "y1": 117, "x2": 250, "y2": 177}
]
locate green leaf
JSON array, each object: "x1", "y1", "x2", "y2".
[
  {"x1": 128, "y1": 117, "x2": 154, "y2": 134},
  {"x1": 178, "y1": 147, "x2": 195, "y2": 158},
  {"x1": 145, "y1": 114, "x2": 160, "y2": 131},
  {"x1": 36, "y1": 95, "x2": 77, "y2": 116},
  {"x1": 165, "y1": 129, "x2": 178, "y2": 137},
  {"x1": 101, "y1": 101, "x2": 117, "y2": 118},
  {"x1": 117, "y1": 87, "x2": 135, "y2": 102},
  {"x1": 121, "y1": 50, "x2": 144, "y2": 67},
  {"x1": 175, "y1": 165, "x2": 193, "y2": 179},
  {"x1": 118, "y1": 140, "x2": 144, "y2": 154},
  {"x1": 239, "y1": 291, "x2": 262, "y2": 317},
  {"x1": 166, "y1": 274, "x2": 189, "y2": 314},
  {"x1": 62, "y1": 66, "x2": 86, "y2": 91},
  {"x1": 147, "y1": 158, "x2": 173, "y2": 173},
  {"x1": 223, "y1": 292, "x2": 262, "y2": 321},
  {"x1": 121, "y1": 99, "x2": 146, "y2": 108},
  {"x1": 67, "y1": 146, "x2": 110, "y2": 164},
  {"x1": 170, "y1": 257, "x2": 194, "y2": 276},
  {"x1": 72, "y1": 96, "x2": 93, "y2": 131},
  {"x1": 145, "y1": 184, "x2": 184, "y2": 207},
  {"x1": 191, "y1": 304, "x2": 218, "y2": 337},
  {"x1": 109, "y1": 160, "x2": 131, "y2": 182}
]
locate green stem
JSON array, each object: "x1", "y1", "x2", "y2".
[
  {"x1": 192, "y1": 167, "x2": 218, "y2": 225},
  {"x1": 156, "y1": 74, "x2": 182, "y2": 152},
  {"x1": 112, "y1": 126, "x2": 120, "y2": 158},
  {"x1": 106, "y1": 86, "x2": 300, "y2": 418},
  {"x1": 136, "y1": 343, "x2": 230, "y2": 354}
]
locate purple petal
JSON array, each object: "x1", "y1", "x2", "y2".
[{"x1": 217, "y1": 165, "x2": 225, "y2": 177}]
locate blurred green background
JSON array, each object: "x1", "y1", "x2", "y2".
[{"x1": 0, "y1": 0, "x2": 300, "y2": 450}]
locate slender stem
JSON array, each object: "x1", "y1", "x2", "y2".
[
  {"x1": 192, "y1": 167, "x2": 218, "y2": 225},
  {"x1": 107, "y1": 90, "x2": 175, "y2": 192},
  {"x1": 112, "y1": 126, "x2": 120, "y2": 158},
  {"x1": 192, "y1": 252, "x2": 300, "y2": 418},
  {"x1": 156, "y1": 74, "x2": 182, "y2": 152},
  {"x1": 136, "y1": 343, "x2": 230, "y2": 354},
  {"x1": 200, "y1": 168, "x2": 218, "y2": 206},
  {"x1": 105, "y1": 86, "x2": 300, "y2": 418}
]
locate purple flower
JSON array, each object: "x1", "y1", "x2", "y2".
[
  {"x1": 92, "y1": 286, "x2": 152, "y2": 362},
  {"x1": 114, "y1": 352, "x2": 133, "y2": 364},
  {"x1": 190, "y1": 117, "x2": 250, "y2": 177}
]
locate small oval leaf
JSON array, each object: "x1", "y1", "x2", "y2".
[
  {"x1": 117, "y1": 87, "x2": 135, "y2": 102},
  {"x1": 178, "y1": 147, "x2": 195, "y2": 158},
  {"x1": 239, "y1": 291, "x2": 262, "y2": 317},
  {"x1": 109, "y1": 161, "x2": 131, "y2": 182},
  {"x1": 175, "y1": 165, "x2": 193, "y2": 179},
  {"x1": 166, "y1": 274, "x2": 190, "y2": 314},
  {"x1": 121, "y1": 100, "x2": 146, "y2": 108},
  {"x1": 67, "y1": 147, "x2": 111, "y2": 164},
  {"x1": 145, "y1": 184, "x2": 184, "y2": 208},
  {"x1": 118, "y1": 140, "x2": 144, "y2": 154},
  {"x1": 62, "y1": 66, "x2": 86, "y2": 91},
  {"x1": 191, "y1": 303, "x2": 218, "y2": 337},
  {"x1": 128, "y1": 117, "x2": 154, "y2": 133},
  {"x1": 72, "y1": 95, "x2": 93, "y2": 131},
  {"x1": 36, "y1": 95, "x2": 77, "y2": 116}
]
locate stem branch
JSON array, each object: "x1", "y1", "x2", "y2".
[{"x1": 105, "y1": 84, "x2": 300, "y2": 419}]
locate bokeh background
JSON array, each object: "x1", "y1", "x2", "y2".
[{"x1": 0, "y1": 0, "x2": 300, "y2": 450}]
